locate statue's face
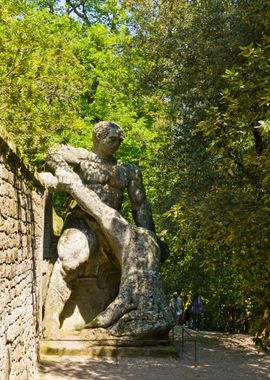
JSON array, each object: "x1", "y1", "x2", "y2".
[{"x1": 97, "y1": 128, "x2": 122, "y2": 156}]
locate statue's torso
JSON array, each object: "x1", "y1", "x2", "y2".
[{"x1": 77, "y1": 153, "x2": 129, "y2": 211}]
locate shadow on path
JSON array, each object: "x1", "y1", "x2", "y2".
[{"x1": 39, "y1": 329, "x2": 270, "y2": 380}]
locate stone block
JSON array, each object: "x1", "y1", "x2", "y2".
[
  {"x1": 0, "y1": 166, "x2": 9, "y2": 181},
  {"x1": 0, "y1": 232, "x2": 8, "y2": 250},
  {"x1": 40, "y1": 337, "x2": 178, "y2": 358}
]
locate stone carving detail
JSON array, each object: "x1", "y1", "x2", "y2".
[{"x1": 41, "y1": 121, "x2": 171, "y2": 339}]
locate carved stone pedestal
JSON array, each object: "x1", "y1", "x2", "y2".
[{"x1": 40, "y1": 330, "x2": 178, "y2": 359}]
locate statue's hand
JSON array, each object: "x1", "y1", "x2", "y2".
[
  {"x1": 39, "y1": 168, "x2": 82, "y2": 194},
  {"x1": 56, "y1": 171, "x2": 75, "y2": 192},
  {"x1": 39, "y1": 172, "x2": 58, "y2": 190},
  {"x1": 55, "y1": 167, "x2": 80, "y2": 193}
]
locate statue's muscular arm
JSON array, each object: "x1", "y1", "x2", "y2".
[
  {"x1": 126, "y1": 164, "x2": 155, "y2": 233},
  {"x1": 46, "y1": 144, "x2": 91, "y2": 173}
]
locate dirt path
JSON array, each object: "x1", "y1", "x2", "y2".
[{"x1": 38, "y1": 329, "x2": 270, "y2": 380}]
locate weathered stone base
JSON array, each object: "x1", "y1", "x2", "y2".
[
  {"x1": 40, "y1": 341, "x2": 178, "y2": 361},
  {"x1": 40, "y1": 329, "x2": 177, "y2": 359}
]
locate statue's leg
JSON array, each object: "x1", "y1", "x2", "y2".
[
  {"x1": 42, "y1": 257, "x2": 75, "y2": 338},
  {"x1": 58, "y1": 227, "x2": 96, "y2": 277},
  {"x1": 42, "y1": 222, "x2": 97, "y2": 338}
]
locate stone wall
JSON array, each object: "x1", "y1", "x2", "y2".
[{"x1": 0, "y1": 129, "x2": 45, "y2": 380}]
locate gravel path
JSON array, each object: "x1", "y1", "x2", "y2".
[{"x1": 38, "y1": 329, "x2": 270, "y2": 380}]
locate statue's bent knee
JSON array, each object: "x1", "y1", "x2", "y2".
[{"x1": 58, "y1": 227, "x2": 96, "y2": 273}]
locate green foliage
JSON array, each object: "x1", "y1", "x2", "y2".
[
  {"x1": 0, "y1": 2, "x2": 86, "y2": 165},
  {"x1": 195, "y1": 34, "x2": 270, "y2": 346},
  {"x1": 0, "y1": 0, "x2": 160, "y2": 170},
  {"x1": 66, "y1": 0, "x2": 126, "y2": 30},
  {"x1": 124, "y1": 0, "x2": 270, "y2": 347}
]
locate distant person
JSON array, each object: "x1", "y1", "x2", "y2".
[
  {"x1": 169, "y1": 292, "x2": 183, "y2": 324},
  {"x1": 191, "y1": 295, "x2": 203, "y2": 329},
  {"x1": 184, "y1": 303, "x2": 192, "y2": 328}
]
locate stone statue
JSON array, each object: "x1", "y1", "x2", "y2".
[{"x1": 41, "y1": 121, "x2": 170, "y2": 339}]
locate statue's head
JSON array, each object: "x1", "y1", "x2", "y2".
[
  {"x1": 93, "y1": 121, "x2": 124, "y2": 142},
  {"x1": 93, "y1": 121, "x2": 124, "y2": 157}
]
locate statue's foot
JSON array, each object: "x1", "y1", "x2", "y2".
[{"x1": 84, "y1": 298, "x2": 136, "y2": 329}]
